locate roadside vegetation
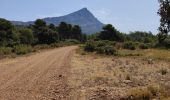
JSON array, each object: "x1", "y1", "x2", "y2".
[
  {"x1": 0, "y1": 18, "x2": 87, "y2": 58},
  {"x1": 82, "y1": 25, "x2": 170, "y2": 60}
]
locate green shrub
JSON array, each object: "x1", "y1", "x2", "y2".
[
  {"x1": 96, "y1": 46, "x2": 105, "y2": 54},
  {"x1": 154, "y1": 39, "x2": 170, "y2": 49},
  {"x1": 164, "y1": 39, "x2": 170, "y2": 49},
  {"x1": 13, "y1": 45, "x2": 34, "y2": 55},
  {"x1": 144, "y1": 37, "x2": 153, "y2": 43},
  {"x1": 104, "y1": 46, "x2": 117, "y2": 55},
  {"x1": 96, "y1": 41, "x2": 106, "y2": 47},
  {"x1": 65, "y1": 39, "x2": 80, "y2": 44},
  {"x1": 84, "y1": 41, "x2": 96, "y2": 52},
  {"x1": 96, "y1": 40, "x2": 116, "y2": 47},
  {"x1": 139, "y1": 43, "x2": 149, "y2": 49},
  {"x1": 96, "y1": 46, "x2": 117, "y2": 55},
  {"x1": 123, "y1": 42, "x2": 136, "y2": 50},
  {"x1": 84, "y1": 40, "x2": 117, "y2": 55},
  {"x1": 50, "y1": 40, "x2": 80, "y2": 48},
  {"x1": 0, "y1": 47, "x2": 12, "y2": 55},
  {"x1": 50, "y1": 43, "x2": 61, "y2": 48}
]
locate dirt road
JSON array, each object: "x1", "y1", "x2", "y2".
[{"x1": 0, "y1": 46, "x2": 77, "y2": 100}]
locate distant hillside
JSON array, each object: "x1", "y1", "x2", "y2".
[{"x1": 11, "y1": 8, "x2": 104, "y2": 34}]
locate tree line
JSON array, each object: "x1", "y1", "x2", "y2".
[
  {"x1": 88, "y1": 24, "x2": 157, "y2": 44},
  {"x1": 0, "y1": 18, "x2": 87, "y2": 47}
]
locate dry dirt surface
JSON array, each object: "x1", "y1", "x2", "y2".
[
  {"x1": 69, "y1": 53, "x2": 170, "y2": 100},
  {"x1": 0, "y1": 46, "x2": 77, "y2": 100}
]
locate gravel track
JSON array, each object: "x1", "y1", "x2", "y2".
[{"x1": 0, "y1": 46, "x2": 77, "y2": 100}]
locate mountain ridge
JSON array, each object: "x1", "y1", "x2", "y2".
[{"x1": 11, "y1": 8, "x2": 104, "y2": 34}]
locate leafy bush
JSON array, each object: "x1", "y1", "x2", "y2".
[
  {"x1": 104, "y1": 46, "x2": 117, "y2": 55},
  {"x1": 96, "y1": 40, "x2": 116, "y2": 47},
  {"x1": 144, "y1": 37, "x2": 153, "y2": 43},
  {"x1": 13, "y1": 45, "x2": 34, "y2": 55},
  {"x1": 96, "y1": 46, "x2": 117, "y2": 55},
  {"x1": 96, "y1": 46, "x2": 105, "y2": 54},
  {"x1": 164, "y1": 39, "x2": 170, "y2": 49},
  {"x1": 96, "y1": 41, "x2": 106, "y2": 47},
  {"x1": 19, "y1": 28, "x2": 34, "y2": 44},
  {"x1": 84, "y1": 40, "x2": 117, "y2": 55},
  {"x1": 154, "y1": 38, "x2": 170, "y2": 49},
  {"x1": 84, "y1": 41, "x2": 96, "y2": 52},
  {"x1": 0, "y1": 47, "x2": 12, "y2": 55},
  {"x1": 139, "y1": 43, "x2": 149, "y2": 49},
  {"x1": 50, "y1": 43, "x2": 61, "y2": 48},
  {"x1": 123, "y1": 42, "x2": 136, "y2": 50},
  {"x1": 65, "y1": 39, "x2": 80, "y2": 45}
]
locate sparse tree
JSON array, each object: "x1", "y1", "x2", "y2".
[
  {"x1": 98, "y1": 24, "x2": 124, "y2": 42},
  {"x1": 158, "y1": 0, "x2": 170, "y2": 43}
]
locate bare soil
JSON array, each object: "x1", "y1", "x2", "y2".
[
  {"x1": 69, "y1": 53, "x2": 170, "y2": 100},
  {"x1": 0, "y1": 46, "x2": 77, "y2": 100}
]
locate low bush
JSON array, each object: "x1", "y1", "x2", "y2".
[
  {"x1": 50, "y1": 40, "x2": 80, "y2": 48},
  {"x1": 104, "y1": 46, "x2": 117, "y2": 55},
  {"x1": 95, "y1": 40, "x2": 116, "y2": 47},
  {"x1": 64, "y1": 39, "x2": 80, "y2": 45},
  {"x1": 96, "y1": 41, "x2": 106, "y2": 47},
  {"x1": 0, "y1": 47, "x2": 12, "y2": 55},
  {"x1": 50, "y1": 43, "x2": 62, "y2": 48},
  {"x1": 123, "y1": 42, "x2": 136, "y2": 50},
  {"x1": 154, "y1": 39, "x2": 170, "y2": 49},
  {"x1": 96, "y1": 46, "x2": 105, "y2": 54},
  {"x1": 139, "y1": 43, "x2": 149, "y2": 49},
  {"x1": 164, "y1": 39, "x2": 170, "y2": 49},
  {"x1": 96, "y1": 46, "x2": 117, "y2": 55},
  {"x1": 13, "y1": 45, "x2": 34, "y2": 55},
  {"x1": 84, "y1": 41, "x2": 96, "y2": 52}
]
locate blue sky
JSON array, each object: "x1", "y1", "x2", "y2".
[{"x1": 0, "y1": 0, "x2": 160, "y2": 33}]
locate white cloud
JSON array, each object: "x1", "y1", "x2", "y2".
[
  {"x1": 93, "y1": 8, "x2": 112, "y2": 21},
  {"x1": 93, "y1": 8, "x2": 134, "y2": 24}
]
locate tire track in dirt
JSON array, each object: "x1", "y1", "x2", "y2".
[{"x1": 0, "y1": 46, "x2": 77, "y2": 100}]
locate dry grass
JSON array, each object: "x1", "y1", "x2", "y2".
[
  {"x1": 69, "y1": 49, "x2": 170, "y2": 100},
  {"x1": 118, "y1": 49, "x2": 170, "y2": 61}
]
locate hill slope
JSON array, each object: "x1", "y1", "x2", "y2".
[{"x1": 12, "y1": 8, "x2": 104, "y2": 34}]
